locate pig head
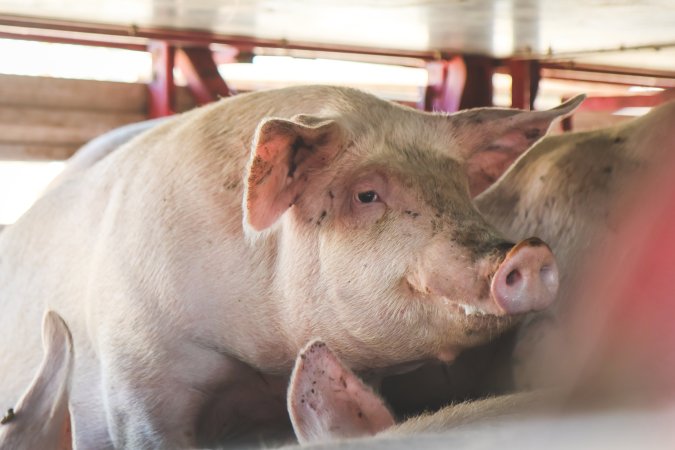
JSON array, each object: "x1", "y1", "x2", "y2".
[{"x1": 242, "y1": 95, "x2": 575, "y2": 370}]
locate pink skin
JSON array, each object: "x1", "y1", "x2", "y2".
[{"x1": 288, "y1": 340, "x2": 396, "y2": 445}]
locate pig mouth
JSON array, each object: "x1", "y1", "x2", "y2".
[{"x1": 451, "y1": 302, "x2": 521, "y2": 339}]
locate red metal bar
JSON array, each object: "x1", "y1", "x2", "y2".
[
  {"x1": 459, "y1": 55, "x2": 496, "y2": 109},
  {"x1": 422, "y1": 57, "x2": 467, "y2": 112},
  {"x1": 148, "y1": 41, "x2": 175, "y2": 118},
  {"x1": 0, "y1": 14, "x2": 441, "y2": 61},
  {"x1": 561, "y1": 89, "x2": 675, "y2": 131},
  {"x1": 574, "y1": 89, "x2": 675, "y2": 112},
  {"x1": 540, "y1": 62, "x2": 675, "y2": 88},
  {"x1": 509, "y1": 60, "x2": 540, "y2": 110},
  {"x1": 176, "y1": 46, "x2": 235, "y2": 106}
]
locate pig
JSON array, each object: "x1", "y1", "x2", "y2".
[
  {"x1": 475, "y1": 99, "x2": 675, "y2": 389},
  {"x1": 0, "y1": 85, "x2": 581, "y2": 448},
  {"x1": 287, "y1": 339, "x2": 545, "y2": 445},
  {"x1": 0, "y1": 311, "x2": 73, "y2": 450},
  {"x1": 382, "y1": 100, "x2": 675, "y2": 413}
]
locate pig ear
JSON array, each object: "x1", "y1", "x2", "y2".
[
  {"x1": 288, "y1": 340, "x2": 395, "y2": 445},
  {"x1": 0, "y1": 310, "x2": 73, "y2": 449},
  {"x1": 456, "y1": 94, "x2": 585, "y2": 197},
  {"x1": 244, "y1": 115, "x2": 343, "y2": 231}
]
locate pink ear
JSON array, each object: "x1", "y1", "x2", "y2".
[
  {"x1": 288, "y1": 340, "x2": 395, "y2": 445},
  {"x1": 459, "y1": 94, "x2": 585, "y2": 196},
  {"x1": 244, "y1": 115, "x2": 343, "y2": 231},
  {"x1": 0, "y1": 311, "x2": 74, "y2": 450}
]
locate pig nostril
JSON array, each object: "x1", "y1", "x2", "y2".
[{"x1": 505, "y1": 269, "x2": 521, "y2": 286}]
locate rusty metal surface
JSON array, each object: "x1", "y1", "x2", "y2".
[{"x1": 0, "y1": 1, "x2": 672, "y2": 65}]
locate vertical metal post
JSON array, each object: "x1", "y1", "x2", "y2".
[
  {"x1": 509, "y1": 59, "x2": 540, "y2": 110},
  {"x1": 148, "y1": 41, "x2": 176, "y2": 118},
  {"x1": 459, "y1": 55, "x2": 496, "y2": 109},
  {"x1": 176, "y1": 46, "x2": 236, "y2": 106},
  {"x1": 422, "y1": 56, "x2": 467, "y2": 113}
]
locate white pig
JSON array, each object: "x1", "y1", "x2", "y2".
[
  {"x1": 0, "y1": 86, "x2": 581, "y2": 448},
  {"x1": 475, "y1": 99, "x2": 675, "y2": 389}
]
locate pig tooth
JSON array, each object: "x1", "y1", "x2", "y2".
[{"x1": 458, "y1": 303, "x2": 485, "y2": 316}]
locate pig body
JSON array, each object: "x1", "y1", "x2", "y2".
[
  {"x1": 0, "y1": 86, "x2": 577, "y2": 448},
  {"x1": 475, "y1": 100, "x2": 675, "y2": 388},
  {"x1": 45, "y1": 117, "x2": 169, "y2": 191},
  {"x1": 294, "y1": 406, "x2": 675, "y2": 450}
]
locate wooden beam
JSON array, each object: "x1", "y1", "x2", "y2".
[
  {"x1": 0, "y1": 143, "x2": 77, "y2": 161},
  {"x1": 0, "y1": 74, "x2": 146, "y2": 112},
  {"x1": 0, "y1": 106, "x2": 145, "y2": 128}
]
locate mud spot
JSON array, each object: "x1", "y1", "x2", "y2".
[
  {"x1": 1, "y1": 408, "x2": 15, "y2": 424},
  {"x1": 222, "y1": 180, "x2": 240, "y2": 190},
  {"x1": 288, "y1": 137, "x2": 304, "y2": 178},
  {"x1": 524, "y1": 128, "x2": 542, "y2": 141},
  {"x1": 250, "y1": 156, "x2": 274, "y2": 186},
  {"x1": 316, "y1": 210, "x2": 327, "y2": 226}
]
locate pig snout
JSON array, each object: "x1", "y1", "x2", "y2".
[{"x1": 491, "y1": 237, "x2": 559, "y2": 314}]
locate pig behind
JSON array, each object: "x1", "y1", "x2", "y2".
[
  {"x1": 476, "y1": 100, "x2": 675, "y2": 389},
  {"x1": 382, "y1": 100, "x2": 675, "y2": 413}
]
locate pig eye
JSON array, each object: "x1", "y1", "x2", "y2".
[{"x1": 356, "y1": 191, "x2": 379, "y2": 204}]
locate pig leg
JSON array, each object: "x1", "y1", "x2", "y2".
[
  {"x1": 288, "y1": 340, "x2": 395, "y2": 445},
  {"x1": 0, "y1": 310, "x2": 73, "y2": 450},
  {"x1": 98, "y1": 335, "x2": 291, "y2": 448}
]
